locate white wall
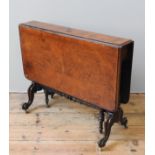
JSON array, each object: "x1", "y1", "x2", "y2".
[{"x1": 9, "y1": 0, "x2": 145, "y2": 92}]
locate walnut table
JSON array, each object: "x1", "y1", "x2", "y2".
[{"x1": 19, "y1": 21, "x2": 134, "y2": 147}]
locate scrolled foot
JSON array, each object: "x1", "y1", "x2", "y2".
[
  {"x1": 118, "y1": 107, "x2": 128, "y2": 128},
  {"x1": 120, "y1": 117, "x2": 128, "y2": 128},
  {"x1": 22, "y1": 102, "x2": 29, "y2": 110},
  {"x1": 22, "y1": 82, "x2": 43, "y2": 112},
  {"x1": 98, "y1": 138, "x2": 106, "y2": 147},
  {"x1": 97, "y1": 112, "x2": 116, "y2": 147},
  {"x1": 97, "y1": 106, "x2": 128, "y2": 147},
  {"x1": 22, "y1": 102, "x2": 31, "y2": 113}
]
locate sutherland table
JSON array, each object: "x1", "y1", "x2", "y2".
[{"x1": 19, "y1": 21, "x2": 134, "y2": 147}]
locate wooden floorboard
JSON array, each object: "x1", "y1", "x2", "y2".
[{"x1": 9, "y1": 93, "x2": 145, "y2": 155}]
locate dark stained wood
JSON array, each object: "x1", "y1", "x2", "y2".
[
  {"x1": 119, "y1": 43, "x2": 134, "y2": 103},
  {"x1": 19, "y1": 21, "x2": 133, "y2": 112}
]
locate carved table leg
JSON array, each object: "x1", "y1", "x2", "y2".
[
  {"x1": 119, "y1": 107, "x2": 128, "y2": 128},
  {"x1": 99, "y1": 110, "x2": 105, "y2": 133},
  {"x1": 98, "y1": 112, "x2": 115, "y2": 147},
  {"x1": 98, "y1": 107, "x2": 128, "y2": 147},
  {"x1": 44, "y1": 89, "x2": 55, "y2": 107},
  {"x1": 50, "y1": 91, "x2": 55, "y2": 98},
  {"x1": 44, "y1": 89, "x2": 49, "y2": 107},
  {"x1": 22, "y1": 82, "x2": 42, "y2": 112}
]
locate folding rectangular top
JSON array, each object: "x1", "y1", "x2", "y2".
[
  {"x1": 20, "y1": 21, "x2": 132, "y2": 47},
  {"x1": 19, "y1": 21, "x2": 133, "y2": 112}
]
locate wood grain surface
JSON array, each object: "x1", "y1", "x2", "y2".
[
  {"x1": 19, "y1": 21, "x2": 133, "y2": 111},
  {"x1": 21, "y1": 21, "x2": 132, "y2": 46}
]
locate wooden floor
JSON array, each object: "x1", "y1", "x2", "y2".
[{"x1": 9, "y1": 93, "x2": 145, "y2": 155}]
